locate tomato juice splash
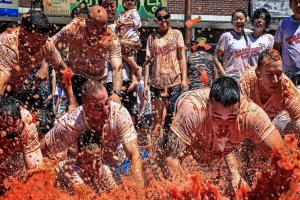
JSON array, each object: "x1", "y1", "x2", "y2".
[{"x1": 2, "y1": 135, "x2": 300, "y2": 199}]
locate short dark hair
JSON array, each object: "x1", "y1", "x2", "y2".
[
  {"x1": 252, "y1": 8, "x2": 271, "y2": 29},
  {"x1": 209, "y1": 76, "x2": 240, "y2": 107},
  {"x1": 81, "y1": 80, "x2": 105, "y2": 102},
  {"x1": 0, "y1": 95, "x2": 21, "y2": 119},
  {"x1": 21, "y1": 10, "x2": 51, "y2": 34},
  {"x1": 257, "y1": 49, "x2": 282, "y2": 69},
  {"x1": 154, "y1": 7, "x2": 170, "y2": 18},
  {"x1": 71, "y1": 5, "x2": 89, "y2": 19}
]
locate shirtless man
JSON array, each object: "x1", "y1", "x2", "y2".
[
  {"x1": 52, "y1": 5, "x2": 123, "y2": 105},
  {"x1": 0, "y1": 95, "x2": 43, "y2": 193},
  {"x1": 164, "y1": 76, "x2": 285, "y2": 191},
  {"x1": 43, "y1": 80, "x2": 144, "y2": 187},
  {"x1": 0, "y1": 10, "x2": 76, "y2": 110},
  {"x1": 239, "y1": 49, "x2": 300, "y2": 135}
]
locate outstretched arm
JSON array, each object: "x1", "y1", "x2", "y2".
[{"x1": 123, "y1": 139, "x2": 144, "y2": 187}]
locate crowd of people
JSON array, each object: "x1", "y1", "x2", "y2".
[{"x1": 1, "y1": 0, "x2": 300, "y2": 197}]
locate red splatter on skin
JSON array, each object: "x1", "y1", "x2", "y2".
[
  {"x1": 118, "y1": 64, "x2": 122, "y2": 72},
  {"x1": 185, "y1": 16, "x2": 201, "y2": 29},
  {"x1": 284, "y1": 90, "x2": 291, "y2": 98},
  {"x1": 61, "y1": 68, "x2": 74, "y2": 92},
  {"x1": 101, "y1": 36, "x2": 112, "y2": 43},
  {"x1": 200, "y1": 70, "x2": 209, "y2": 84},
  {"x1": 6, "y1": 28, "x2": 12, "y2": 34}
]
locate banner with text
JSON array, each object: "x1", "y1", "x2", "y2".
[
  {"x1": 44, "y1": 0, "x2": 77, "y2": 16},
  {"x1": 251, "y1": 0, "x2": 292, "y2": 17},
  {"x1": 0, "y1": 0, "x2": 19, "y2": 17}
]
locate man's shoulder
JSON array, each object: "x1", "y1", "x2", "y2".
[
  {"x1": 177, "y1": 88, "x2": 209, "y2": 109},
  {"x1": 239, "y1": 95, "x2": 265, "y2": 117}
]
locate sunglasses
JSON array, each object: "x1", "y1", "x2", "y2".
[{"x1": 157, "y1": 14, "x2": 170, "y2": 21}]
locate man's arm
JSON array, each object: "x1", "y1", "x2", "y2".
[
  {"x1": 45, "y1": 43, "x2": 77, "y2": 111},
  {"x1": 273, "y1": 42, "x2": 282, "y2": 51},
  {"x1": 24, "y1": 148, "x2": 43, "y2": 169},
  {"x1": 120, "y1": 39, "x2": 142, "y2": 53},
  {"x1": 213, "y1": 49, "x2": 227, "y2": 76},
  {"x1": 258, "y1": 128, "x2": 285, "y2": 157},
  {"x1": 123, "y1": 139, "x2": 144, "y2": 187},
  {"x1": 110, "y1": 57, "x2": 123, "y2": 104},
  {"x1": 224, "y1": 152, "x2": 249, "y2": 191},
  {"x1": 178, "y1": 47, "x2": 188, "y2": 91}
]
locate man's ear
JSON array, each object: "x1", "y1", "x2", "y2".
[{"x1": 255, "y1": 67, "x2": 261, "y2": 79}]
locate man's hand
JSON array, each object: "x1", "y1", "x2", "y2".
[
  {"x1": 67, "y1": 102, "x2": 77, "y2": 112},
  {"x1": 181, "y1": 79, "x2": 188, "y2": 92},
  {"x1": 143, "y1": 85, "x2": 148, "y2": 101},
  {"x1": 109, "y1": 93, "x2": 121, "y2": 104}
]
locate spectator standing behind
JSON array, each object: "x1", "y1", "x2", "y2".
[
  {"x1": 248, "y1": 8, "x2": 274, "y2": 67},
  {"x1": 274, "y1": 0, "x2": 300, "y2": 73},
  {"x1": 214, "y1": 9, "x2": 251, "y2": 80}
]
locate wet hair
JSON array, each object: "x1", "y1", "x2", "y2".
[
  {"x1": 231, "y1": 9, "x2": 248, "y2": 46},
  {"x1": 81, "y1": 80, "x2": 105, "y2": 102},
  {"x1": 71, "y1": 5, "x2": 89, "y2": 19},
  {"x1": 81, "y1": 143, "x2": 100, "y2": 153},
  {"x1": 154, "y1": 7, "x2": 171, "y2": 19},
  {"x1": 209, "y1": 76, "x2": 240, "y2": 107},
  {"x1": 257, "y1": 49, "x2": 282, "y2": 69},
  {"x1": 251, "y1": 8, "x2": 271, "y2": 29},
  {"x1": 285, "y1": 71, "x2": 300, "y2": 86},
  {"x1": 21, "y1": 10, "x2": 51, "y2": 34},
  {"x1": 0, "y1": 95, "x2": 21, "y2": 119}
]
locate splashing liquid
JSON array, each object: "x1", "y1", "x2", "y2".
[{"x1": 1, "y1": 135, "x2": 300, "y2": 199}]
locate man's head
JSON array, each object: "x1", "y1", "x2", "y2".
[
  {"x1": 256, "y1": 49, "x2": 283, "y2": 95},
  {"x1": 81, "y1": 80, "x2": 110, "y2": 122},
  {"x1": 20, "y1": 10, "x2": 50, "y2": 51},
  {"x1": 290, "y1": 0, "x2": 300, "y2": 19},
  {"x1": 78, "y1": 143, "x2": 102, "y2": 175},
  {"x1": 86, "y1": 5, "x2": 108, "y2": 30},
  {"x1": 100, "y1": 0, "x2": 117, "y2": 23},
  {"x1": 208, "y1": 77, "x2": 240, "y2": 138},
  {"x1": 0, "y1": 95, "x2": 24, "y2": 139}
]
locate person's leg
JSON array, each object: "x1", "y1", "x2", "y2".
[
  {"x1": 122, "y1": 55, "x2": 141, "y2": 92},
  {"x1": 121, "y1": 81, "x2": 138, "y2": 125}
]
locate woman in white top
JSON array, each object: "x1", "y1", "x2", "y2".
[
  {"x1": 214, "y1": 9, "x2": 251, "y2": 80},
  {"x1": 248, "y1": 8, "x2": 274, "y2": 67}
]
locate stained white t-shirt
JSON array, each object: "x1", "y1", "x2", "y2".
[
  {"x1": 45, "y1": 102, "x2": 137, "y2": 167},
  {"x1": 216, "y1": 30, "x2": 251, "y2": 79},
  {"x1": 274, "y1": 16, "x2": 300, "y2": 72},
  {"x1": 249, "y1": 32, "x2": 274, "y2": 66}
]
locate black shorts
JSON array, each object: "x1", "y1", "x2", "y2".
[
  {"x1": 105, "y1": 81, "x2": 137, "y2": 115},
  {"x1": 150, "y1": 84, "x2": 181, "y2": 101}
]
